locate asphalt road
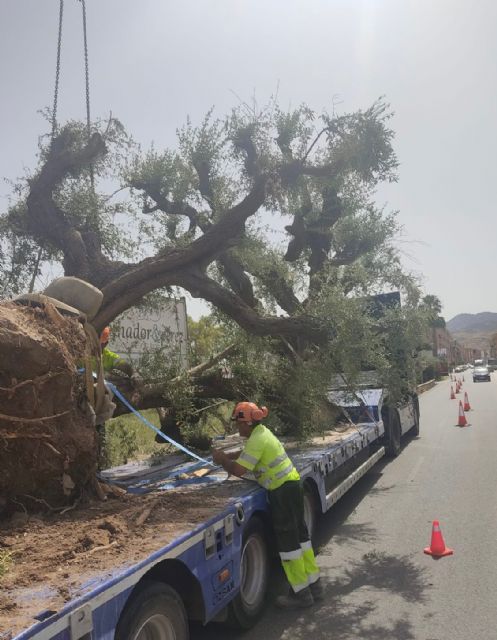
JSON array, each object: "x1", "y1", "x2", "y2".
[{"x1": 193, "y1": 374, "x2": 497, "y2": 640}]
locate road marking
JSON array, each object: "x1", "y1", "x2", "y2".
[{"x1": 407, "y1": 456, "x2": 424, "y2": 482}]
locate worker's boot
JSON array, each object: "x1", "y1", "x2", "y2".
[
  {"x1": 275, "y1": 586, "x2": 314, "y2": 609},
  {"x1": 309, "y1": 578, "x2": 324, "y2": 602}
]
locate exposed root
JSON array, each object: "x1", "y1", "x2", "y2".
[
  {"x1": 22, "y1": 494, "x2": 59, "y2": 512},
  {"x1": 0, "y1": 410, "x2": 70, "y2": 424},
  {"x1": 42, "y1": 442, "x2": 63, "y2": 457},
  {"x1": 134, "y1": 506, "x2": 153, "y2": 527},
  {"x1": 87, "y1": 540, "x2": 118, "y2": 555},
  {"x1": 60, "y1": 498, "x2": 81, "y2": 516},
  {"x1": 0, "y1": 371, "x2": 64, "y2": 396}
]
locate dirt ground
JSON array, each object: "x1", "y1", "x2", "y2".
[{"x1": 0, "y1": 478, "x2": 252, "y2": 637}]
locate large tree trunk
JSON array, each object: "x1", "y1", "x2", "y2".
[{"x1": 0, "y1": 301, "x2": 97, "y2": 508}]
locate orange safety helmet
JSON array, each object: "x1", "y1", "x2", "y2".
[
  {"x1": 231, "y1": 401, "x2": 269, "y2": 423},
  {"x1": 100, "y1": 326, "x2": 111, "y2": 345}
]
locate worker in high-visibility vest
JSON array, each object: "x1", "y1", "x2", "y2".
[
  {"x1": 212, "y1": 401, "x2": 322, "y2": 609},
  {"x1": 99, "y1": 326, "x2": 133, "y2": 375}
]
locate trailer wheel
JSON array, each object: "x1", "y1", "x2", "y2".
[
  {"x1": 227, "y1": 517, "x2": 269, "y2": 629},
  {"x1": 115, "y1": 581, "x2": 188, "y2": 640},
  {"x1": 383, "y1": 407, "x2": 401, "y2": 457}
]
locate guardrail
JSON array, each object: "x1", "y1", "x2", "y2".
[{"x1": 417, "y1": 379, "x2": 436, "y2": 394}]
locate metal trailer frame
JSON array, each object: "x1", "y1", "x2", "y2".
[{"x1": 12, "y1": 392, "x2": 416, "y2": 640}]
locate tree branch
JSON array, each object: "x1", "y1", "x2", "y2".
[
  {"x1": 25, "y1": 131, "x2": 107, "y2": 279},
  {"x1": 301, "y1": 126, "x2": 331, "y2": 163},
  {"x1": 192, "y1": 157, "x2": 215, "y2": 208},
  {"x1": 232, "y1": 126, "x2": 259, "y2": 177},
  {"x1": 217, "y1": 253, "x2": 256, "y2": 308},
  {"x1": 135, "y1": 176, "x2": 257, "y2": 307},
  {"x1": 176, "y1": 269, "x2": 329, "y2": 343},
  {"x1": 134, "y1": 343, "x2": 238, "y2": 408},
  {"x1": 131, "y1": 179, "x2": 202, "y2": 230},
  {"x1": 94, "y1": 180, "x2": 267, "y2": 327},
  {"x1": 184, "y1": 343, "x2": 237, "y2": 378}
]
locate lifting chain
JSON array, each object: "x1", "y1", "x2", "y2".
[
  {"x1": 51, "y1": 0, "x2": 64, "y2": 141},
  {"x1": 51, "y1": 1, "x2": 93, "y2": 152},
  {"x1": 79, "y1": 0, "x2": 92, "y2": 142},
  {"x1": 79, "y1": 0, "x2": 94, "y2": 188}
]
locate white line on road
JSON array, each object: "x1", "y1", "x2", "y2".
[{"x1": 407, "y1": 456, "x2": 425, "y2": 482}]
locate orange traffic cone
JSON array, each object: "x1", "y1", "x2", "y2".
[
  {"x1": 463, "y1": 375, "x2": 465, "y2": 382},
  {"x1": 424, "y1": 520, "x2": 454, "y2": 557},
  {"x1": 450, "y1": 386, "x2": 455, "y2": 400},
  {"x1": 455, "y1": 382, "x2": 460, "y2": 394},
  {"x1": 463, "y1": 392, "x2": 471, "y2": 412},
  {"x1": 457, "y1": 400, "x2": 467, "y2": 426}
]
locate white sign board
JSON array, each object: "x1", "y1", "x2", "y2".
[{"x1": 111, "y1": 298, "x2": 188, "y2": 369}]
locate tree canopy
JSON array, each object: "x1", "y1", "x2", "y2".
[{"x1": 1, "y1": 97, "x2": 434, "y2": 435}]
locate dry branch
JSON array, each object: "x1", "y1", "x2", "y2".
[{"x1": 0, "y1": 410, "x2": 70, "y2": 423}]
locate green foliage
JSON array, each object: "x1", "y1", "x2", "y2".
[
  {"x1": 0, "y1": 229, "x2": 44, "y2": 297},
  {"x1": 1, "y1": 116, "x2": 142, "y2": 294},
  {"x1": 105, "y1": 410, "x2": 165, "y2": 467},
  {"x1": 420, "y1": 294, "x2": 445, "y2": 328},
  {"x1": 370, "y1": 301, "x2": 430, "y2": 402},
  {"x1": 188, "y1": 315, "x2": 230, "y2": 365},
  {"x1": 321, "y1": 99, "x2": 398, "y2": 184},
  {"x1": 0, "y1": 550, "x2": 13, "y2": 579},
  {"x1": 104, "y1": 403, "x2": 233, "y2": 466},
  {"x1": 1, "y1": 96, "x2": 438, "y2": 441}
]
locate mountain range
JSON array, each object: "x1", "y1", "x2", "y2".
[{"x1": 447, "y1": 312, "x2": 497, "y2": 350}]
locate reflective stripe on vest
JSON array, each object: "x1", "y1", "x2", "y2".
[
  {"x1": 239, "y1": 451, "x2": 259, "y2": 466},
  {"x1": 239, "y1": 424, "x2": 300, "y2": 490},
  {"x1": 274, "y1": 463, "x2": 295, "y2": 480},
  {"x1": 268, "y1": 453, "x2": 289, "y2": 468}
]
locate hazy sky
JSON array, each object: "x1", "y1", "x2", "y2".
[{"x1": 1, "y1": 0, "x2": 496, "y2": 320}]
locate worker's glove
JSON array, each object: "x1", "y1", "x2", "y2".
[{"x1": 212, "y1": 449, "x2": 225, "y2": 465}]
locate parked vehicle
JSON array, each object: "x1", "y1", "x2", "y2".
[
  {"x1": 473, "y1": 366, "x2": 491, "y2": 382},
  {"x1": 486, "y1": 358, "x2": 497, "y2": 372}
]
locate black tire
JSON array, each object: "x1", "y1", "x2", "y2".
[
  {"x1": 383, "y1": 406, "x2": 401, "y2": 457},
  {"x1": 227, "y1": 517, "x2": 269, "y2": 629},
  {"x1": 115, "y1": 581, "x2": 188, "y2": 640},
  {"x1": 411, "y1": 395, "x2": 420, "y2": 437},
  {"x1": 303, "y1": 482, "x2": 320, "y2": 543}
]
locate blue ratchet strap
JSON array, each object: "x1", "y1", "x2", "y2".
[{"x1": 106, "y1": 382, "x2": 215, "y2": 467}]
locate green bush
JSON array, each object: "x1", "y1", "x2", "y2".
[
  {"x1": 0, "y1": 550, "x2": 12, "y2": 579},
  {"x1": 104, "y1": 410, "x2": 166, "y2": 467}
]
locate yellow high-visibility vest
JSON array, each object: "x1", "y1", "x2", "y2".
[{"x1": 237, "y1": 424, "x2": 299, "y2": 490}]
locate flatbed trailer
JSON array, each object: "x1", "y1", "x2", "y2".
[{"x1": 2, "y1": 389, "x2": 419, "y2": 640}]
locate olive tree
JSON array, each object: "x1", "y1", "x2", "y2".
[{"x1": 2, "y1": 98, "x2": 425, "y2": 434}]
